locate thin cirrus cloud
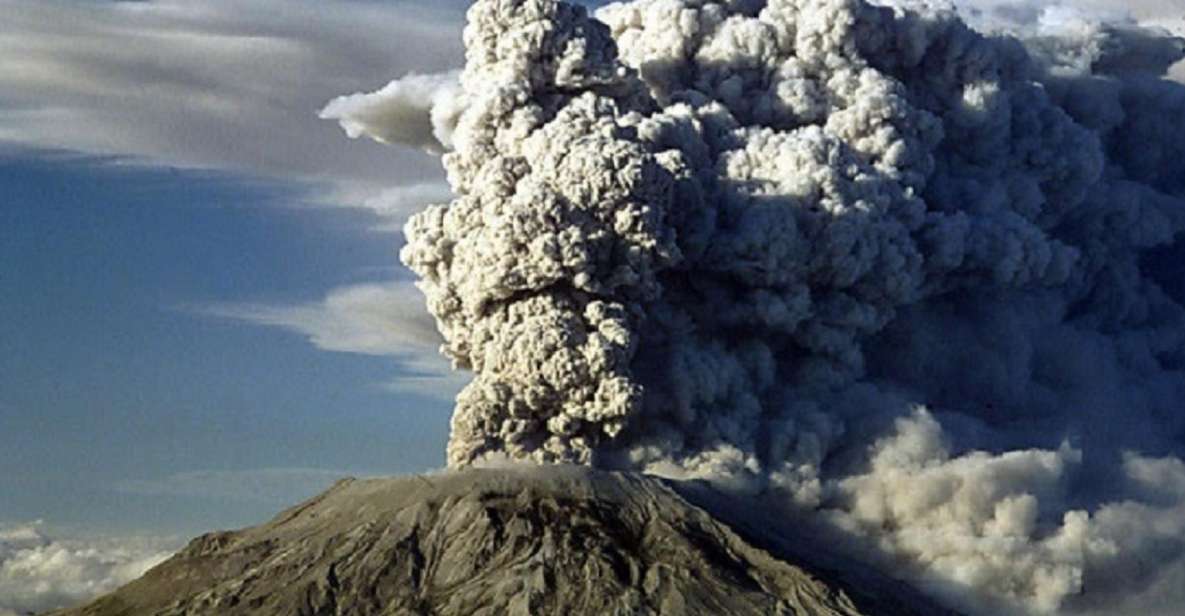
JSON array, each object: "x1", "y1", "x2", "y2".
[
  {"x1": 1, "y1": 0, "x2": 1176, "y2": 199},
  {"x1": 357, "y1": 181, "x2": 457, "y2": 230},
  {"x1": 196, "y1": 281, "x2": 469, "y2": 398},
  {"x1": 0, "y1": 0, "x2": 466, "y2": 217},
  {"x1": 0, "y1": 0, "x2": 470, "y2": 403}
]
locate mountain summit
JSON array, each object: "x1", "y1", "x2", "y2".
[{"x1": 52, "y1": 467, "x2": 956, "y2": 615}]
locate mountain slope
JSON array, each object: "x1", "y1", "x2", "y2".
[{"x1": 51, "y1": 467, "x2": 957, "y2": 616}]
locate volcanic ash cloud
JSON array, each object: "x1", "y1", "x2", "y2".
[{"x1": 325, "y1": 0, "x2": 1185, "y2": 613}]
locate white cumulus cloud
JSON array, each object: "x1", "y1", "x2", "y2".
[{"x1": 0, "y1": 523, "x2": 176, "y2": 615}]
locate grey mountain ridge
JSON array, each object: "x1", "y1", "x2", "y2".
[{"x1": 49, "y1": 467, "x2": 960, "y2": 615}]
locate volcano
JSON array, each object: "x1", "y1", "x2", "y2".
[{"x1": 51, "y1": 467, "x2": 956, "y2": 616}]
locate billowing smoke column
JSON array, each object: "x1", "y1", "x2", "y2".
[{"x1": 325, "y1": 0, "x2": 1185, "y2": 613}]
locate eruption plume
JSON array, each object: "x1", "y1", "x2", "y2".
[{"x1": 325, "y1": 0, "x2": 1185, "y2": 613}]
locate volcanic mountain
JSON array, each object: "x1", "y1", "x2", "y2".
[{"x1": 50, "y1": 467, "x2": 957, "y2": 616}]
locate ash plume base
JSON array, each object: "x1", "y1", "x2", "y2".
[{"x1": 326, "y1": 0, "x2": 1185, "y2": 614}]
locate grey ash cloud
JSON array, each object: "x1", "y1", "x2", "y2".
[{"x1": 324, "y1": 0, "x2": 1185, "y2": 613}]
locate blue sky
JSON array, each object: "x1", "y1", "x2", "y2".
[
  {"x1": 1, "y1": 152, "x2": 460, "y2": 537},
  {"x1": 0, "y1": 0, "x2": 478, "y2": 549}
]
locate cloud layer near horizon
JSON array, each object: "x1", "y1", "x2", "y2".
[{"x1": 0, "y1": 523, "x2": 175, "y2": 615}]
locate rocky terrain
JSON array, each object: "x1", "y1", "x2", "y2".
[{"x1": 50, "y1": 467, "x2": 957, "y2": 616}]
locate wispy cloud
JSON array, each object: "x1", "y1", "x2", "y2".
[
  {"x1": 196, "y1": 280, "x2": 469, "y2": 398},
  {"x1": 348, "y1": 181, "x2": 455, "y2": 231},
  {"x1": 0, "y1": 522, "x2": 177, "y2": 615},
  {"x1": 0, "y1": 0, "x2": 467, "y2": 218}
]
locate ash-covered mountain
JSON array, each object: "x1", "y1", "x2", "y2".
[{"x1": 50, "y1": 467, "x2": 956, "y2": 616}]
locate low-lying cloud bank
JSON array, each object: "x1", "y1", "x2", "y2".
[
  {"x1": 0, "y1": 523, "x2": 175, "y2": 615},
  {"x1": 325, "y1": 0, "x2": 1185, "y2": 613}
]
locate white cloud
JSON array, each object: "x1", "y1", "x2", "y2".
[
  {"x1": 198, "y1": 281, "x2": 469, "y2": 398},
  {"x1": 0, "y1": 0, "x2": 468, "y2": 218},
  {"x1": 348, "y1": 181, "x2": 456, "y2": 231},
  {"x1": 1057, "y1": 0, "x2": 1184, "y2": 23},
  {"x1": 203, "y1": 281, "x2": 439, "y2": 354},
  {"x1": 947, "y1": 0, "x2": 1185, "y2": 22},
  {"x1": 0, "y1": 523, "x2": 176, "y2": 615},
  {"x1": 949, "y1": 0, "x2": 1185, "y2": 80},
  {"x1": 320, "y1": 70, "x2": 462, "y2": 153}
]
